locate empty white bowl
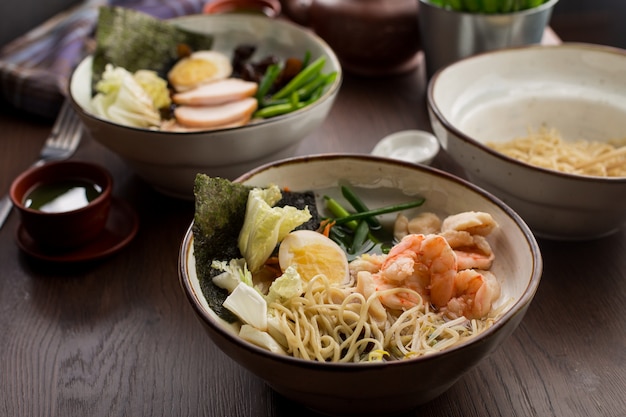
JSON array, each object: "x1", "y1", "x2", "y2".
[{"x1": 371, "y1": 129, "x2": 440, "y2": 165}]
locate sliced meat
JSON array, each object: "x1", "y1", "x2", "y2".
[
  {"x1": 174, "y1": 97, "x2": 258, "y2": 128},
  {"x1": 161, "y1": 116, "x2": 252, "y2": 132},
  {"x1": 172, "y1": 78, "x2": 258, "y2": 106}
]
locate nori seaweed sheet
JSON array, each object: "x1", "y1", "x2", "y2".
[
  {"x1": 193, "y1": 175, "x2": 250, "y2": 322},
  {"x1": 277, "y1": 191, "x2": 321, "y2": 232},
  {"x1": 91, "y1": 6, "x2": 215, "y2": 88},
  {"x1": 192, "y1": 174, "x2": 320, "y2": 322}
]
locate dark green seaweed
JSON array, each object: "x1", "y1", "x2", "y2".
[
  {"x1": 192, "y1": 175, "x2": 320, "y2": 322},
  {"x1": 92, "y1": 6, "x2": 215, "y2": 87},
  {"x1": 276, "y1": 190, "x2": 320, "y2": 232},
  {"x1": 193, "y1": 175, "x2": 250, "y2": 322}
]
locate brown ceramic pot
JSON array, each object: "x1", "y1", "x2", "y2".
[{"x1": 282, "y1": 0, "x2": 421, "y2": 76}]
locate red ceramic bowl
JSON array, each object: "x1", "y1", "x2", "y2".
[{"x1": 10, "y1": 160, "x2": 113, "y2": 249}]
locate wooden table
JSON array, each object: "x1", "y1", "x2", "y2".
[{"x1": 1, "y1": 23, "x2": 625, "y2": 417}]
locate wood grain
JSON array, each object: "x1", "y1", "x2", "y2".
[{"x1": 1, "y1": 6, "x2": 625, "y2": 416}]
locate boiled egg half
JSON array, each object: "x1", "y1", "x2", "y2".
[
  {"x1": 278, "y1": 230, "x2": 350, "y2": 285},
  {"x1": 168, "y1": 50, "x2": 232, "y2": 92}
]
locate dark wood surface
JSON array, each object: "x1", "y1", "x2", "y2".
[{"x1": 1, "y1": 8, "x2": 625, "y2": 417}]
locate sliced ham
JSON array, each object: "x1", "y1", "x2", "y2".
[
  {"x1": 161, "y1": 116, "x2": 252, "y2": 132},
  {"x1": 174, "y1": 97, "x2": 258, "y2": 129},
  {"x1": 172, "y1": 78, "x2": 258, "y2": 106}
]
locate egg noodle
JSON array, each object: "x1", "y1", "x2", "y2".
[
  {"x1": 487, "y1": 128, "x2": 626, "y2": 177},
  {"x1": 269, "y1": 274, "x2": 500, "y2": 363}
]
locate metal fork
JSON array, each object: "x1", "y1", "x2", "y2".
[{"x1": 0, "y1": 100, "x2": 83, "y2": 230}]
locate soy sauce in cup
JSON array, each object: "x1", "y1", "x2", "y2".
[
  {"x1": 10, "y1": 161, "x2": 113, "y2": 249},
  {"x1": 23, "y1": 179, "x2": 104, "y2": 213}
]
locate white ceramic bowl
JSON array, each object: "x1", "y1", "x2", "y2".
[
  {"x1": 427, "y1": 43, "x2": 626, "y2": 240},
  {"x1": 178, "y1": 154, "x2": 542, "y2": 415},
  {"x1": 69, "y1": 14, "x2": 341, "y2": 199},
  {"x1": 371, "y1": 129, "x2": 440, "y2": 165}
]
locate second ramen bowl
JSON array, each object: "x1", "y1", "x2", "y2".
[
  {"x1": 427, "y1": 43, "x2": 626, "y2": 240},
  {"x1": 69, "y1": 14, "x2": 341, "y2": 199},
  {"x1": 178, "y1": 154, "x2": 542, "y2": 415}
]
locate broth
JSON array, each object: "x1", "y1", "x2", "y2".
[{"x1": 24, "y1": 179, "x2": 103, "y2": 213}]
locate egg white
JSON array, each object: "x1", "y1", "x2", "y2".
[
  {"x1": 278, "y1": 230, "x2": 350, "y2": 285},
  {"x1": 168, "y1": 50, "x2": 233, "y2": 92}
]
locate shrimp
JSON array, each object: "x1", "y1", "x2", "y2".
[
  {"x1": 440, "y1": 230, "x2": 495, "y2": 270},
  {"x1": 365, "y1": 234, "x2": 458, "y2": 310},
  {"x1": 441, "y1": 211, "x2": 497, "y2": 236},
  {"x1": 355, "y1": 271, "x2": 388, "y2": 326},
  {"x1": 444, "y1": 269, "x2": 501, "y2": 319},
  {"x1": 349, "y1": 253, "x2": 385, "y2": 281},
  {"x1": 441, "y1": 211, "x2": 497, "y2": 270},
  {"x1": 408, "y1": 212, "x2": 442, "y2": 235},
  {"x1": 394, "y1": 214, "x2": 410, "y2": 241},
  {"x1": 394, "y1": 212, "x2": 442, "y2": 241}
]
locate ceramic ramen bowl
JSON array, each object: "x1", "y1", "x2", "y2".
[
  {"x1": 178, "y1": 154, "x2": 542, "y2": 415},
  {"x1": 69, "y1": 14, "x2": 341, "y2": 199},
  {"x1": 427, "y1": 43, "x2": 626, "y2": 240}
]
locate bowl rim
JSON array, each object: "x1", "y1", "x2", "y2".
[
  {"x1": 427, "y1": 42, "x2": 626, "y2": 184},
  {"x1": 178, "y1": 153, "x2": 543, "y2": 368},
  {"x1": 69, "y1": 13, "x2": 343, "y2": 136}
]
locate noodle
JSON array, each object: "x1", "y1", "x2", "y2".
[
  {"x1": 269, "y1": 274, "x2": 498, "y2": 362},
  {"x1": 486, "y1": 127, "x2": 626, "y2": 177}
]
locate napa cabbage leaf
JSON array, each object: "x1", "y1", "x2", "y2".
[
  {"x1": 90, "y1": 64, "x2": 164, "y2": 128},
  {"x1": 238, "y1": 184, "x2": 311, "y2": 272}
]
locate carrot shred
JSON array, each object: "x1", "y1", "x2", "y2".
[
  {"x1": 262, "y1": 256, "x2": 282, "y2": 278},
  {"x1": 265, "y1": 256, "x2": 280, "y2": 265},
  {"x1": 319, "y1": 219, "x2": 335, "y2": 237},
  {"x1": 264, "y1": 264, "x2": 282, "y2": 277}
]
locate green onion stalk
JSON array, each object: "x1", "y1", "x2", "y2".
[
  {"x1": 322, "y1": 188, "x2": 426, "y2": 256},
  {"x1": 253, "y1": 55, "x2": 337, "y2": 119}
]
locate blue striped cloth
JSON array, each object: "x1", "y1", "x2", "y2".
[{"x1": 0, "y1": 0, "x2": 205, "y2": 119}]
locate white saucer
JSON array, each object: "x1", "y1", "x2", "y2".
[{"x1": 371, "y1": 129, "x2": 440, "y2": 165}]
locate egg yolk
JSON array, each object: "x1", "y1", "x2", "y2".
[
  {"x1": 168, "y1": 58, "x2": 221, "y2": 90},
  {"x1": 284, "y1": 242, "x2": 348, "y2": 285}
]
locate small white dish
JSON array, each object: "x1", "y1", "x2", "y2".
[{"x1": 371, "y1": 129, "x2": 440, "y2": 165}]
